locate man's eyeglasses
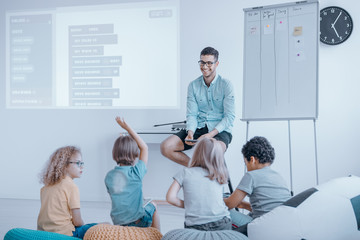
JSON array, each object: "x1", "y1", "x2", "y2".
[
  {"x1": 198, "y1": 60, "x2": 216, "y2": 67},
  {"x1": 69, "y1": 161, "x2": 85, "y2": 167}
]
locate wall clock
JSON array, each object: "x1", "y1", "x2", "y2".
[{"x1": 320, "y1": 6, "x2": 353, "y2": 45}]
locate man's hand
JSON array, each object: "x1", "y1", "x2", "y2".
[{"x1": 184, "y1": 130, "x2": 196, "y2": 146}]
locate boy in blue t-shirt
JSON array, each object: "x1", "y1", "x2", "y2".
[
  {"x1": 105, "y1": 117, "x2": 160, "y2": 230},
  {"x1": 224, "y1": 136, "x2": 291, "y2": 234}
]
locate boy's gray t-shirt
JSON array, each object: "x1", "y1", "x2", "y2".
[
  {"x1": 237, "y1": 166, "x2": 291, "y2": 219},
  {"x1": 174, "y1": 167, "x2": 230, "y2": 226}
]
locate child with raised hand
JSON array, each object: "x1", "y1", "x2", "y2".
[
  {"x1": 166, "y1": 138, "x2": 231, "y2": 231},
  {"x1": 224, "y1": 136, "x2": 291, "y2": 235},
  {"x1": 37, "y1": 146, "x2": 98, "y2": 239},
  {"x1": 105, "y1": 116, "x2": 160, "y2": 230}
]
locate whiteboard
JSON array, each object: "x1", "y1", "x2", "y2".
[{"x1": 242, "y1": 0, "x2": 319, "y2": 121}]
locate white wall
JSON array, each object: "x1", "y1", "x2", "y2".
[{"x1": 1, "y1": 0, "x2": 359, "y2": 202}]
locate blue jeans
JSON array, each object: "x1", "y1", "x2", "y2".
[
  {"x1": 72, "y1": 223, "x2": 97, "y2": 239},
  {"x1": 125, "y1": 202, "x2": 156, "y2": 227},
  {"x1": 230, "y1": 210, "x2": 253, "y2": 235},
  {"x1": 230, "y1": 209, "x2": 253, "y2": 228},
  {"x1": 185, "y1": 217, "x2": 232, "y2": 231}
]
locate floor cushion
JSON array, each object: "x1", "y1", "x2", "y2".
[
  {"x1": 247, "y1": 175, "x2": 360, "y2": 240},
  {"x1": 161, "y1": 228, "x2": 249, "y2": 240},
  {"x1": 83, "y1": 224, "x2": 162, "y2": 240},
  {"x1": 4, "y1": 228, "x2": 79, "y2": 240}
]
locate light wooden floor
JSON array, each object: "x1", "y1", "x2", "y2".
[{"x1": 0, "y1": 198, "x2": 184, "y2": 239}]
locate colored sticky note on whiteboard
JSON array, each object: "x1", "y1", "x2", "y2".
[
  {"x1": 294, "y1": 37, "x2": 304, "y2": 49},
  {"x1": 293, "y1": 26, "x2": 303, "y2": 36},
  {"x1": 295, "y1": 51, "x2": 306, "y2": 62},
  {"x1": 263, "y1": 24, "x2": 273, "y2": 35},
  {"x1": 276, "y1": 19, "x2": 286, "y2": 31}
]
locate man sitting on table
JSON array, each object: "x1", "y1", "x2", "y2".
[{"x1": 160, "y1": 46, "x2": 235, "y2": 166}]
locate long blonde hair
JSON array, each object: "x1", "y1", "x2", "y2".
[
  {"x1": 189, "y1": 138, "x2": 228, "y2": 184},
  {"x1": 39, "y1": 146, "x2": 81, "y2": 186}
]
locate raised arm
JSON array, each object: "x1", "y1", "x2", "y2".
[
  {"x1": 166, "y1": 180, "x2": 184, "y2": 208},
  {"x1": 115, "y1": 116, "x2": 148, "y2": 165}
]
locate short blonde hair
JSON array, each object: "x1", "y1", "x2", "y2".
[
  {"x1": 112, "y1": 135, "x2": 139, "y2": 165},
  {"x1": 39, "y1": 146, "x2": 81, "y2": 186},
  {"x1": 189, "y1": 138, "x2": 228, "y2": 184}
]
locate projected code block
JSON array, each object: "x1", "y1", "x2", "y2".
[
  {"x1": 72, "y1": 99, "x2": 113, "y2": 107},
  {"x1": 72, "y1": 78, "x2": 113, "y2": 88},
  {"x1": 70, "y1": 46, "x2": 104, "y2": 56},
  {"x1": 72, "y1": 89, "x2": 119, "y2": 98},
  {"x1": 69, "y1": 24, "x2": 121, "y2": 107}
]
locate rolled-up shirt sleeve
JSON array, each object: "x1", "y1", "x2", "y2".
[
  {"x1": 186, "y1": 83, "x2": 198, "y2": 133},
  {"x1": 214, "y1": 80, "x2": 235, "y2": 133}
]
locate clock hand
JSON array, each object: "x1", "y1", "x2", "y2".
[
  {"x1": 331, "y1": 23, "x2": 340, "y2": 38},
  {"x1": 332, "y1": 11, "x2": 342, "y2": 26}
]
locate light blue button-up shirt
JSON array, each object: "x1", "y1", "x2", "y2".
[{"x1": 186, "y1": 74, "x2": 235, "y2": 134}]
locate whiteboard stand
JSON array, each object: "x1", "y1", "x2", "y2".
[
  {"x1": 313, "y1": 119, "x2": 319, "y2": 185},
  {"x1": 242, "y1": 0, "x2": 319, "y2": 195},
  {"x1": 244, "y1": 121, "x2": 250, "y2": 177},
  {"x1": 243, "y1": 119, "x2": 319, "y2": 195},
  {"x1": 287, "y1": 120, "x2": 293, "y2": 195}
]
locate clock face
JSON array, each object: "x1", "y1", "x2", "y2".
[{"x1": 320, "y1": 6, "x2": 353, "y2": 45}]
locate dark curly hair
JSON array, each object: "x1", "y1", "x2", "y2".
[
  {"x1": 200, "y1": 47, "x2": 219, "y2": 62},
  {"x1": 242, "y1": 136, "x2": 275, "y2": 164}
]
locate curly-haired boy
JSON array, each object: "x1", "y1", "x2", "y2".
[{"x1": 224, "y1": 136, "x2": 291, "y2": 235}]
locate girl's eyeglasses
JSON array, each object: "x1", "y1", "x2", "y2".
[{"x1": 69, "y1": 161, "x2": 84, "y2": 167}]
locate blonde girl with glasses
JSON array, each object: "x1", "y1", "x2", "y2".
[
  {"x1": 37, "y1": 146, "x2": 100, "y2": 239},
  {"x1": 166, "y1": 138, "x2": 231, "y2": 231}
]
